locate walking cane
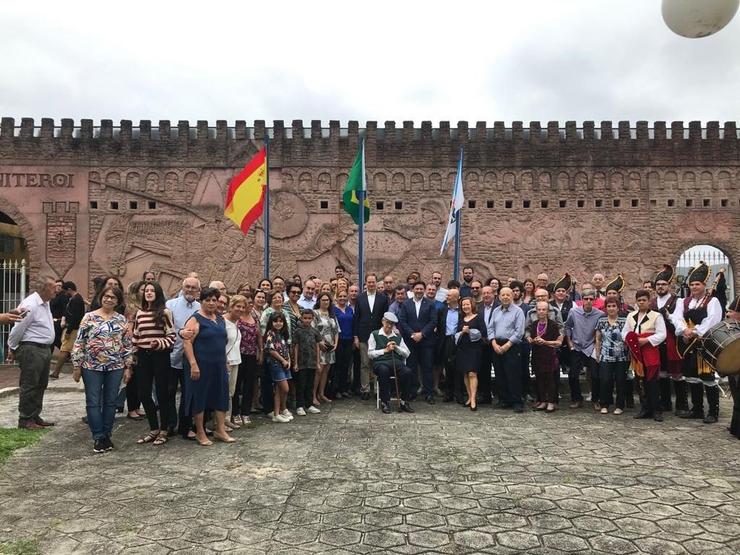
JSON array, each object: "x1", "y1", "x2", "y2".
[{"x1": 390, "y1": 343, "x2": 403, "y2": 412}]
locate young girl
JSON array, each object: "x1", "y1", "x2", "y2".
[
  {"x1": 264, "y1": 312, "x2": 292, "y2": 423},
  {"x1": 133, "y1": 282, "x2": 176, "y2": 445}
]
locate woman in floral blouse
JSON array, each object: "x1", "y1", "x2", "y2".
[{"x1": 72, "y1": 286, "x2": 134, "y2": 453}]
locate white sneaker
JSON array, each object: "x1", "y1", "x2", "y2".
[
  {"x1": 281, "y1": 409, "x2": 294, "y2": 421},
  {"x1": 267, "y1": 411, "x2": 274, "y2": 418},
  {"x1": 243, "y1": 416, "x2": 252, "y2": 425},
  {"x1": 307, "y1": 406, "x2": 321, "y2": 414},
  {"x1": 296, "y1": 407, "x2": 307, "y2": 416},
  {"x1": 272, "y1": 414, "x2": 290, "y2": 423},
  {"x1": 584, "y1": 393, "x2": 592, "y2": 402}
]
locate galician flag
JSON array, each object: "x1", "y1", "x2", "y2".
[
  {"x1": 342, "y1": 139, "x2": 370, "y2": 225},
  {"x1": 440, "y1": 149, "x2": 465, "y2": 255}
]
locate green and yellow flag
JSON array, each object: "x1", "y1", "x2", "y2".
[{"x1": 342, "y1": 140, "x2": 370, "y2": 225}]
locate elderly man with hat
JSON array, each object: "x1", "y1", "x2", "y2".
[
  {"x1": 670, "y1": 262, "x2": 723, "y2": 423},
  {"x1": 650, "y1": 264, "x2": 687, "y2": 415},
  {"x1": 367, "y1": 311, "x2": 416, "y2": 414}
]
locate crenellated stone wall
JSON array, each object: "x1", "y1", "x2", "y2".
[{"x1": 1, "y1": 118, "x2": 738, "y2": 297}]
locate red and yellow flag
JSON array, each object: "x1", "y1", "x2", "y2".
[{"x1": 224, "y1": 147, "x2": 267, "y2": 234}]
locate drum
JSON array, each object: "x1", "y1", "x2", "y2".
[{"x1": 701, "y1": 321, "x2": 740, "y2": 375}]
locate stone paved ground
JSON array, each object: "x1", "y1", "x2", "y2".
[{"x1": 0, "y1": 381, "x2": 738, "y2": 555}]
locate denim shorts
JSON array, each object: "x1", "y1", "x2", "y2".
[{"x1": 267, "y1": 360, "x2": 292, "y2": 383}]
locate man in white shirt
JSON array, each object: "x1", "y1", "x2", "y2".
[
  {"x1": 670, "y1": 262, "x2": 723, "y2": 423},
  {"x1": 7, "y1": 276, "x2": 57, "y2": 429},
  {"x1": 297, "y1": 280, "x2": 317, "y2": 310}
]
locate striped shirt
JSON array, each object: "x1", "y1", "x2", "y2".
[{"x1": 132, "y1": 309, "x2": 176, "y2": 351}]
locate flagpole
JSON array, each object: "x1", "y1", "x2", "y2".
[
  {"x1": 264, "y1": 134, "x2": 270, "y2": 278},
  {"x1": 453, "y1": 147, "x2": 463, "y2": 282},
  {"x1": 357, "y1": 138, "x2": 365, "y2": 288}
]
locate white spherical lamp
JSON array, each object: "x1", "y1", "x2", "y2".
[{"x1": 662, "y1": 0, "x2": 739, "y2": 38}]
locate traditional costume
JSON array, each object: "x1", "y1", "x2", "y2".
[
  {"x1": 622, "y1": 303, "x2": 667, "y2": 421},
  {"x1": 650, "y1": 264, "x2": 686, "y2": 414},
  {"x1": 670, "y1": 262, "x2": 723, "y2": 423},
  {"x1": 594, "y1": 274, "x2": 630, "y2": 316}
]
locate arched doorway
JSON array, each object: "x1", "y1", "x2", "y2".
[
  {"x1": 1, "y1": 210, "x2": 29, "y2": 361},
  {"x1": 676, "y1": 244, "x2": 735, "y2": 307}
]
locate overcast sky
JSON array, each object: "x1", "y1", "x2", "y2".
[{"x1": 1, "y1": 1, "x2": 739, "y2": 126}]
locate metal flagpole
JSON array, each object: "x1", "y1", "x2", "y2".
[
  {"x1": 264, "y1": 134, "x2": 270, "y2": 278},
  {"x1": 453, "y1": 147, "x2": 463, "y2": 282},
  {"x1": 357, "y1": 138, "x2": 366, "y2": 288}
]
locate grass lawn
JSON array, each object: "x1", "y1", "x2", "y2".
[
  {"x1": 0, "y1": 427, "x2": 48, "y2": 464},
  {"x1": 0, "y1": 539, "x2": 41, "y2": 555}
]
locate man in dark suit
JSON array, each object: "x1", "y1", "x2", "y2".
[
  {"x1": 478, "y1": 286, "x2": 499, "y2": 404},
  {"x1": 353, "y1": 273, "x2": 389, "y2": 400},
  {"x1": 398, "y1": 281, "x2": 438, "y2": 403},
  {"x1": 437, "y1": 288, "x2": 462, "y2": 403}
]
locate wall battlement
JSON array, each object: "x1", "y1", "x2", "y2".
[{"x1": 1, "y1": 118, "x2": 739, "y2": 167}]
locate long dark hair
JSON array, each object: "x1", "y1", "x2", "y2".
[
  {"x1": 314, "y1": 292, "x2": 335, "y2": 316},
  {"x1": 264, "y1": 311, "x2": 289, "y2": 342},
  {"x1": 142, "y1": 282, "x2": 169, "y2": 328}
]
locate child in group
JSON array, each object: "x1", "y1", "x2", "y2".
[
  {"x1": 263, "y1": 312, "x2": 293, "y2": 423},
  {"x1": 292, "y1": 309, "x2": 323, "y2": 416}
]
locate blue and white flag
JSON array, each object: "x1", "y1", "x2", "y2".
[{"x1": 439, "y1": 149, "x2": 465, "y2": 255}]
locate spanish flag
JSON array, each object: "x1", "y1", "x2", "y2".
[{"x1": 224, "y1": 147, "x2": 267, "y2": 234}]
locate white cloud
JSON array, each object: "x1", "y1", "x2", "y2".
[{"x1": 1, "y1": 0, "x2": 738, "y2": 125}]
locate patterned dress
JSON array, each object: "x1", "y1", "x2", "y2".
[
  {"x1": 72, "y1": 312, "x2": 134, "y2": 372},
  {"x1": 313, "y1": 310, "x2": 339, "y2": 365}
]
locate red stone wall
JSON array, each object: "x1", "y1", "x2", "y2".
[{"x1": 0, "y1": 118, "x2": 738, "y2": 298}]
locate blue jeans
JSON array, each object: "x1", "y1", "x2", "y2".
[
  {"x1": 407, "y1": 343, "x2": 435, "y2": 398},
  {"x1": 82, "y1": 368, "x2": 123, "y2": 441}
]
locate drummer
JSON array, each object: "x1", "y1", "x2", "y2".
[
  {"x1": 726, "y1": 295, "x2": 740, "y2": 440},
  {"x1": 671, "y1": 262, "x2": 723, "y2": 424}
]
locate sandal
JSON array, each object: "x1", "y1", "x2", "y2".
[
  {"x1": 229, "y1": 418, "x2": 241, "y2": 429},
  {"x1": 137, "y1": 431, "x2": 160, "y2": 444},
  {"x1": 153, "y1": 433, "x2": 168, "y2": 446},
  {"x1": 214, "y1": 433, "x2": 236, "y2": 444}
]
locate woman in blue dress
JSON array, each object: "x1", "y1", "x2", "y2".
[{"x1": 182, "y1": 287, "x2": 234, "y2": 446}]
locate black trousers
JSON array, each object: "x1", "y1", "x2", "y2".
[
  {"x1": 374, "y1": 362, "x2": 415, "y2": 404},
  {"x1": 729, "y1": 375, "x2": 739, "y2": 438},
  {"x1": 172, "y1": 366, "x2": 192, "y2": 436},
  {"x1": 233, "y1": 354, "x2": 258, "y2": 416},
  {"x1": 492, "y1": 341, "x2": 522, "y2": 407},
  {"x1": 294, "y1": 368, "x2": 316, "y2": 409},
  {"x1": 479, "y1": 342, "x2": 494, "y2": 403},
  {"x1": 334, "y1": 339, "x2": 353, "y2": 394},
  {"x1": 352, "y1": 345, "x2": 361, "y2": 393},
  {"x1": 599, "y1": 360, "x2": 627, "y2": 409},
  {"x1": 136, "y1": 349, "x2": 172, "y2": 431},
  {"x1": 440, "y1": 335, "x2": 464, "y2": 401},
  {"x1": 569, "y1": 350, "x2": 597, "y2": 403}
]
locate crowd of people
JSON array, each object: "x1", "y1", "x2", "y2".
[{"x1": 2, "y1": 261, "x2": 739, "y2": 453}]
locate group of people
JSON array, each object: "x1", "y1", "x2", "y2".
[{"x1": 2, "y1": 260, "x2": 739, "y2": 453}]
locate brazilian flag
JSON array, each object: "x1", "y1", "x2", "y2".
[{"x1": 342, "y1": 139, "x2": 370, "y2": 225}]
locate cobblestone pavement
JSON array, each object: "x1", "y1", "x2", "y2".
[{"x1": 1, "y1": 383, "x2": 738, "y2": 554}]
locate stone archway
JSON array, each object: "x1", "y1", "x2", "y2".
[
  {"x1": 0, "y1": 200, "x2": 41, "y2": 280},
  {"x1": 676, "y1": 243, "x2": 735, "y2": 306}
]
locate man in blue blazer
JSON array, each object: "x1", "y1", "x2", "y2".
[{"x1": 398, "y1": 281, "x2": 439, "y2": 403}]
